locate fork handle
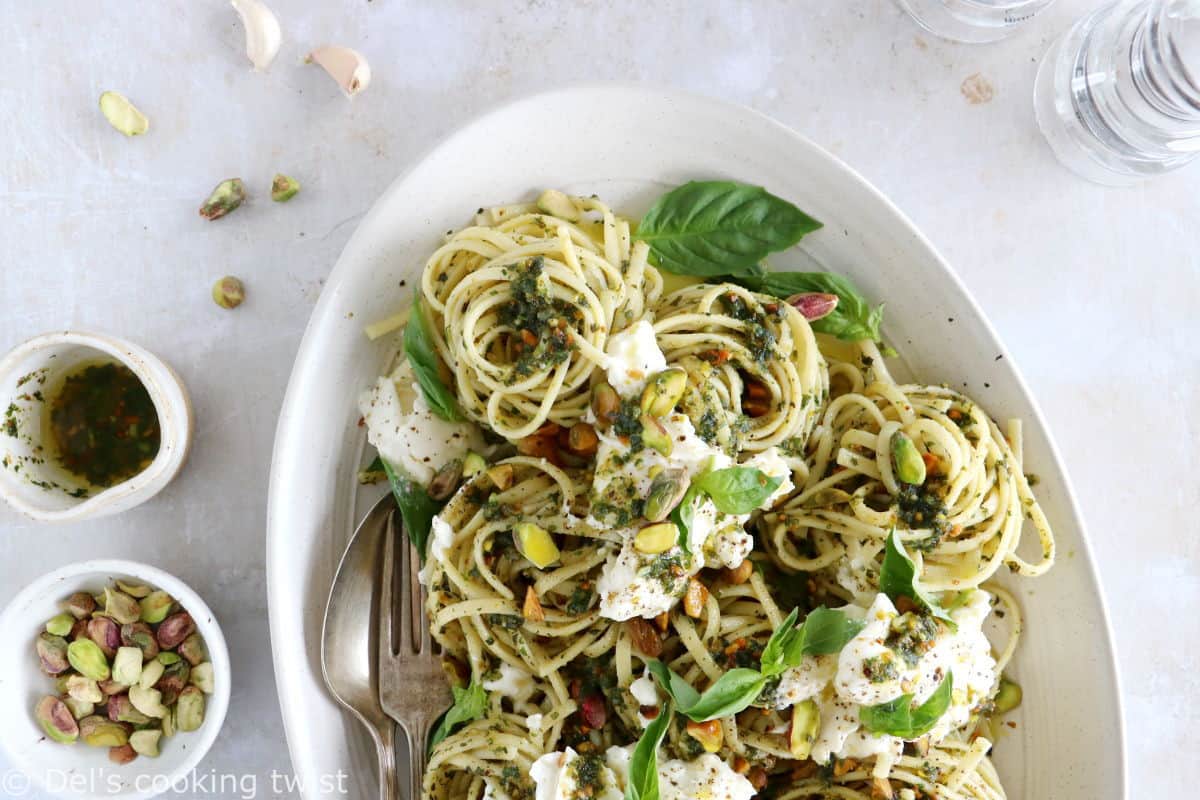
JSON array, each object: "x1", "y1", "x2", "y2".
[
  {"x1": 369, "y1": 719, "x2": 399, "y2": 800},
  {"x1": 402, "y1": 717, "x2": 434, "y2": 800}
]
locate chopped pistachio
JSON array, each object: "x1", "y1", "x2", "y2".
[{"x1": 271, "y1": 173, "x2": 300, "y2": 202}]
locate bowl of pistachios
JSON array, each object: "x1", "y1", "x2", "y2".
[{"x1": 0, "y1": 560, "x2": 230, "y2": 800}]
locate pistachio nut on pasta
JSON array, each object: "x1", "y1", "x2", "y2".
[{"x1": 356, "y1": 182, "x2": 1056, "y2": 800}]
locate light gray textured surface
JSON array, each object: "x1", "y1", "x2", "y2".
[{"x1": 0, "y1": 1, "x2": 1193, "y2": 798}]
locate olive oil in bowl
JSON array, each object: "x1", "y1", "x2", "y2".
[{"x1": 46, "y1": 361, "x2": 161, "y2": 492}]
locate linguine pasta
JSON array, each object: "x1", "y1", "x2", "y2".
[{"x1": 358, "y1": 189, "x2": 1056, "y2": 800}]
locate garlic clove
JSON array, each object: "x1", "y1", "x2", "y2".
[
  {"x1": 306, "y1": 46, "x2": 371, "y2": 98},
  {"x1": 231, "y1": 0, "x2": 281, "y2": 71},
  {"x1": 98, "y1": 92, "x2": 149, "y2": 137}
]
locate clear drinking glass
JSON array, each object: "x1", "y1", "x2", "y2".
[
  {"x1": 1035, "y1": 0, "x2": 1200, "y2": 185},
  {"x1": 896, "y1": 0, "x2": 1057, "y2": 43}
]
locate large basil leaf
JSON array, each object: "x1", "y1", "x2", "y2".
[
  {"x1": 693, "y1": 467, "x2": 782, "y2": 515},
  {"x1": 383, "y1": 459, "x2": 445, "y2": 563},
  {"x1": 645, "y1": 660, "x2": 764, "y2": 723},
  {"x1": 790, "y1": 606, "x2": 866, "y2": 659},
  {"x1": 625, "y1": 697, "x2": 673, "y2": 800},
  {"x1": 403, "y1": 293, "x2": 464, "y2": 422},
  {"x1": 879, "y1": 528, "x2": 957, "y2": 630},
  {"x1": 635, "y1": 181, "x2": 822, "y2": 278},
  {"x1": 753, "y1": 271, "x2": 884, "y2": 343},
  {"x1": 428, "y1": 680, "x2": 487, "y2": 752},
  {"x1": 859, "y1": 673, "x2": 954, "y2": 738}
]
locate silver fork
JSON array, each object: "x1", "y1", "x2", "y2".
[{"x1": 378, "y1": 512, "x2": 453, "y2": 800}]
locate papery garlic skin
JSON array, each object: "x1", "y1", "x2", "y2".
[
  {"x1": 231, "y1": 0, "x2": 282, "y2": 71},
  {"x1": 307, "y1": 46, "x2": 371, "y2": 98}
]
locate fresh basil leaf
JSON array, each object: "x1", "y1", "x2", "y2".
[
  {"x1": 644, "y1": 660, "x2": 701, "y2": 710},
  {"x1": 383, "y1": 458, "x2": 446, "y2": 563},
  {"x1": 859, "y1": 673, "x2": 954, "y2": 738},
  {"x1": 403, "y1": 293, "x2": 464, "y2": 422},
  {"x1": 793, "y1": 606, "x2": 866, "y2": 658},
  {"x1": 693, "y1": 467, "x2": 782, "y2": 515},
  {"x1": 625, "y1": 697, "x2": 673, "y2": 800},
  {"x1": 635, "y1": 181, "x2": 822, "y2": 278},
  {"x1": 758, "y1": 608, "x2": 801, "y2": 678},
  {"x1": 879, "y1": 529, "x2": 957, "y2": 630},
  {"x1": 760, "y1": 607, "x2": 864, "y2": 678},
  {"x1": 754, "y1": 271, "x2": 884, "y2": 343},
  {"x1": 428, "y1": 680, "x2": 488, "y2": 751},
  {"x1": 645, "y1": 660, "x2": 764, "y2": 722},
  {"x1": 671, "y1": 485, "x2": 701, "y2": 555},
  {"x1": 681, "y1": 669, "x2": 766, "y2": 721}
]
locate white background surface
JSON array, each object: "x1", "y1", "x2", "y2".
[{"x1": 0, "y1": 1, "x2": 1193, "y2": 798}]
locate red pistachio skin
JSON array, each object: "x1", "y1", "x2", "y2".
[{"x1": 786, "y1": 292, "x2": 839, "y2": 322}]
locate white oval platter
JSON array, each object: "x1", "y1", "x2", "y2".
[{"x1": 266, "y1": 86, "x2": 1125, "y2": 800}]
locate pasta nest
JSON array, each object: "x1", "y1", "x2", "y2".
[
  {"x1": 652, "y1": 283, "x2": 829, "y2": 455},
  {"x1": 760, "y1": 354, "x2": 1054, "y2": 597},
  {"x1": 421, "y1": 200, "x2": 661, "y2": 440}
]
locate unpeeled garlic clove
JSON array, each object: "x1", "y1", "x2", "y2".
[
  {"x1": 306, "y1": 46, "x2": 371, "y2": 98},
  {"x1": 231, "y1": 0, "x2": 281, "y2": 71}
]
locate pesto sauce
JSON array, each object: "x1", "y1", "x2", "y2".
[
  {"x1": 720, "y1": 291, "x2": 779, "y2": 364},
  {"x1": 499, "y1": 257, "x2": 580, "y2": 380},
  {"x1": 48, "y1": 362, "x2": 160, "y2": 489}
]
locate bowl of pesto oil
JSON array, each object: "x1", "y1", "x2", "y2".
[{"x1": 0, "y1": 332, "x2": 192, "y2": 522}]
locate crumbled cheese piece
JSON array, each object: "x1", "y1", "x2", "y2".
[
  {"x1": 418, "y1": 514, "x2": 455, "y2": 587},
  {"x1": 358, "y1": 361, "x2": 483, "y2": 485},
  {"x1": 739, "y1": 446, "x2": 794, "y2": 509},
  {"x1": 604, "y1": 320, "x2": 667, "y2": 398}
]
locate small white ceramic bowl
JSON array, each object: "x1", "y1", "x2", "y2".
[
  {"x1": 0, "y1": 560, "x2": 230, "y2": 800},
  {"x1": 0, "y1": 331, "x2": 193, "y2": 523}
]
